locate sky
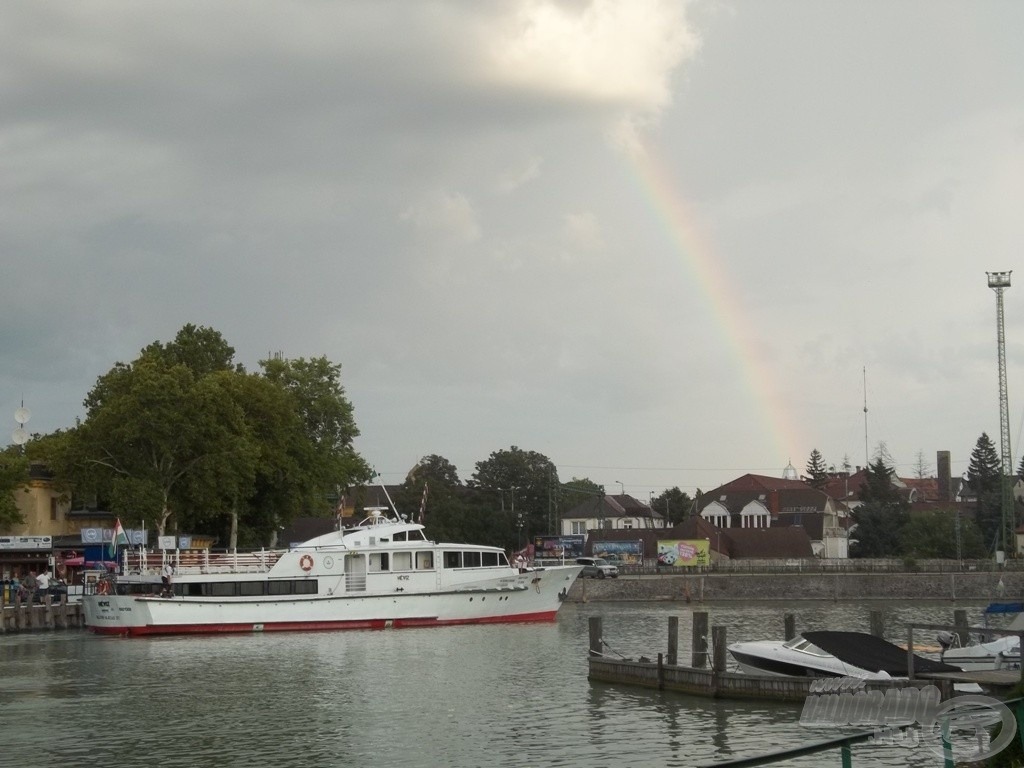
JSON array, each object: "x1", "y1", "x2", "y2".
[{"x1": 3, "y1": 1, "x2": 1024, "y2": 502}]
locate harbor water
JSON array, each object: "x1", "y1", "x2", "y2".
[{"x1": 0, "y1": 600, "x2": 1010, "y2": 767}]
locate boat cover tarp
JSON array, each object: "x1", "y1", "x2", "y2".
[
  {"x1": 802, "y1": 631, "x2": 962, "y2": 676},
  {"x1": 985, "y1": 602, "x2": 1024, "y2": 614}
]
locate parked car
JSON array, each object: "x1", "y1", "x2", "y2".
[{"x1": 576, "y1": 557, "x2": 619, "y2": 579}]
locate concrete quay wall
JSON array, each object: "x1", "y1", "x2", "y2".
[{"x1": 566, "y1": 570, "x2": 1024, "y2": 602}]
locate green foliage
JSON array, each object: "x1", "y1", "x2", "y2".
[
  {"x1": 903, "y1": 509, "x2": 986, "y2": 559},
  {"x1": 652, "y1": 486, "x2": 694, "y2": 525},
  {"x1": 968, "y1": 432, "x2": 1004, "y2": 550},
  {"x1": 560, "y1": 477, "x2": 603, "y2": 517},
  {"x1": 805, "y1": 449, "x2": 828, "y2": 489},
  {"x1": 851, "y1": 459, "x2": 910, "y2": 557},
  {"x1": 470, "y1": 446, "x2": 560, "y2": 551},
  {"x1": 48, "y1": 325, "x2": 372, "y2": 545},
  {"x1": 0, "y1": 448, "x2": 29, "y2": 528}
]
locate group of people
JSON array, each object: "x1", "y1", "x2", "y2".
[{"x1": 9, "y1": 569, "x2": 55, "y2": 605}]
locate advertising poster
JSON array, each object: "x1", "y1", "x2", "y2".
[
  {"x1": 592, "y1": 540, "x2": 643, "y2": 565},
  {"x1": 657, "y1": 539, "x2": 710, "y2": 567},
  {"x1": 533, "y1": 535, "x2": 585, "y2": 560}
]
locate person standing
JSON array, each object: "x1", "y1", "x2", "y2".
[
  {"x1": 35, "y1": 570, "x2": 50, "y2": 604},
  {"x1": 161, "y1": 562, "x2": 174, "y2": 596}
]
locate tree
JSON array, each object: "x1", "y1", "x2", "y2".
[
  {"x1": 850, "y1": 458, "x2": 909, "y2": 557},
  {"x1": 873, "y1": 441, "x2": 895, "y2": 470},
  {"x1": 912, "y1": 450, "x2": 932, "y2": 480},
  {"x1": 391, "y1": 455, "x2": 473, "y2": 545},
  {"x1": 260, "y1": 355, "x2": 372, "y2": 510},
  {"x1": 560, "y1": 477, "x2": 604, "y2": 518},
  {"x1": 903, "y1": 510, "x2": 986, "y2": 560},
  {"x1": 69, "y1": 352, "x2": 259, "y2": 536},
  {"x1": 470, "y1": 446, "x2": 560, "y2": 550},
  {"x1": 805, "y1": 449, "x2": 828, "y2": 489},
  {"x1": 967, "y1": 432, "x2": 1003, "y2": 550},
  {"x1": 142, "y1": 324, "x2": 241, "y2": 377},
  {"x1": 652, "y1": 487, "x2": 694, "y2": 526},
  {"x1": 0, "y1": 448, "x2": 28, "y2": 528}
]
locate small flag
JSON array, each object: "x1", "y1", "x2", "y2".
[
  {"x1": 417, "y1": 482, "x2": 429, "y2": 524},
  {"x1": 108, "y1": 518, "x2": 129, "y2": 558}
]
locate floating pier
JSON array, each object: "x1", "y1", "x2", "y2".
[{"x1": 585, "y1": 613, "x2": 1020, "y2": 702}]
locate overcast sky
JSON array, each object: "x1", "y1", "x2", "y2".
[{"x1": 3, "y1": 1, "x2": 1023, "y2": 500}]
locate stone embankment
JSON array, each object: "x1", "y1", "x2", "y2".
[{"x1": 567, "y1": 571, "x2": 1024, "y2": 602}]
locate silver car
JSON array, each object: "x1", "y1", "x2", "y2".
[{"x1": 576, "y1": 557, "x2": 619, "y2": 579}]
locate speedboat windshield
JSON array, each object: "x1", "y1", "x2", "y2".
[{"x1": 782, "y1": 636, "x2": 830, "y2": 656}]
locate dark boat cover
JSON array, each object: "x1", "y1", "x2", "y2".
[{"x1": 802, "y1": 631, "x2": 962, "y2": 676}]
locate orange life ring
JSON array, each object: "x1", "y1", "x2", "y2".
[
  {"x1": 299, "y1": 554, "x2": 314, "y2": 572},
  {"x1": 96, "y1": 580, "x2": 111, "y2": 595}
]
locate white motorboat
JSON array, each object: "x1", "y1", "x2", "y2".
[
  {"x1": 728, "y1": 631, "x2": 962, "y2": 679},
  {"x1": 83, "y1": 507, "x2": 582, "y2": 636},
  {"x1": 937, "y1": 606, "x2": 1024, "y2": 672}
]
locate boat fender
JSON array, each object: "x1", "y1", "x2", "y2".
[{"x1": 299, "y1": 554, "x2": 314, "y2": 572}]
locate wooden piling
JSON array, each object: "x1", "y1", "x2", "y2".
[
  {"x1": 692, "y1": 611, "x2": 708, "y2": 668},
  {"x1": 784, "y1": 613, "x2": 795, "y2": 640},
  {"x1": 667, "y1": 616, "x2": 678, "y2": 666},
  {"x1": 870, "y1": 610, "x2": 885, "y2": 638},
  {"x1": 589, "y1": 616, "x2": 603, "y2": 656},
  {"x1": 711, "y1": 625, "x2": 727, "y2": 673}
]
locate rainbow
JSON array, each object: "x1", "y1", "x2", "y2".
[{"x1": 624, "y1": 140, "x2": 805, "y2": 466}]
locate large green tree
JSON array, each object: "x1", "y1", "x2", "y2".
[
  {"x1": 903, "y1": 510, "x2": 986, "y2": 560},
  {"x1": 967, "y1": 432, "x2": 1003, "y2": 551},
  {"x1": 470, "y1": 446, "x2": 560, "y2": 550},
  {"x1": 805, "y1": 449, "x2": 828, "y2": 489},
  {"x1": 850, "y1": 458, "x2": 909, "y2": 557}
]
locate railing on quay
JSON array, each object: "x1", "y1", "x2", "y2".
[
  {"x1": 610, "y1": 558, "x2": 1024, "y2": 576},
  {"x1": 697, "y1": 696, "x2": 1024, "y2": 768}
]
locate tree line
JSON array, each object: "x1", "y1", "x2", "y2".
[{"x1": 0, "y1": 324, "x2": 694, "y2": 552}]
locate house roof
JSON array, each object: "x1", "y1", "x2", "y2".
[
  {"x1": 563, "y1": 494, "x2": 664, "y2": 521},
  {"x1": 721, "y1": 527, "x2": 815, "y2": 559},
  {"x1": 698, "y1": 474, "x2": 832, "y2": 517}
]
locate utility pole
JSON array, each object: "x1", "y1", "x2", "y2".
[{"x1": 988, "y1": 271, "x2": 1015, "y2": 560}]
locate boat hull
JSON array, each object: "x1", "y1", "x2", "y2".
[{"x1": 84, "y1": 566, "x2": 580, "y2": 636}]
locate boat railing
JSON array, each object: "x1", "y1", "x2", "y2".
[{"x1": 123, "y1": 549, "x2": 283, "y2": 575}]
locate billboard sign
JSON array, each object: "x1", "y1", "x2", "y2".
[
  {"x1": 592, "y1": 539, "x2": 643, "y2": 565},
  {"x1": 657, "y1": 539, "x2": 711, "y2": 567},
  {"x1": 533, "y1": 535, "x2": 585, "y2": 560}
]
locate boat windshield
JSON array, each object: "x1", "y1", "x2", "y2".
[{"x1": 782, "y1": 636, "x2": 830, "y2": 656}]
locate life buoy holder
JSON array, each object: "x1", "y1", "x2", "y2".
[
  {"x1": 299, "y1": 554, "x2": 314, "y2": 572},
  {"x1": 96, "y1": 580, "x2": 111, "y2": 595}
]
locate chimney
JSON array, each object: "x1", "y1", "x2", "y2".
[{"x1": 937, "y1": 451, "x2": 951, "y2": 502}]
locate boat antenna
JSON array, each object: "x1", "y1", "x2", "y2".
[{"x1": 379, "y1": 484, "x2": 399, "y2": 520}]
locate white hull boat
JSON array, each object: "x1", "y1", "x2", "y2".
[{"x1": 83, "y1": 509, "x2": 582, "y2": 637}]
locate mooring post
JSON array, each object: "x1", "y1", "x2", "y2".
[
  {"x1": 711, "y1": 625, "x2": 727, "y2": 673},
  {"x1": 589, "y1": 616, "x2": 602, "y2": 657},
  {"x1": 906, "y1": 625, "x2": 915, "y2": 681},
  {"x1": 658, "y1": 652, "x2": 665, "y2": 690},
  {"x1": 953, "y1": 609, "x2": 968, "y2": 648},
  {"x1": 692, "y1": 611, "x2": 709, "y2": 668},
  {"x1": 784, "y1": 613, "x2": 795, "y2": 640},
  {"x1": 869, "y1": 610, "x2": 884, "y2": 638},
  {"x1": 667, "y1": 616, "x2": 678, "y2": 666}
]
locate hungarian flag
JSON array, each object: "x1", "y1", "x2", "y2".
[
  {"x1": 417, "y1": 482, "x2": 429, "y2": 524},
  {"x1": 108, "y1": 518, "x2": 130, "y2": 558}
]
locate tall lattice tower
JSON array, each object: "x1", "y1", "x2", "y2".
[{"x1": 987, "y1": 270, "x2": 1014, "y2": 557}]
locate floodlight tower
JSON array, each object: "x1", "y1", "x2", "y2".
[{"x1": 987, "y1": 270, "x2": 1014, "y2": 558}]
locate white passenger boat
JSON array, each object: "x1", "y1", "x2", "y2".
[{"x1": 83, "y1": 508, "x2": 582, "y2": 636}]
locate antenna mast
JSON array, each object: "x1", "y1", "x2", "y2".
[
  {"x1": 988, "y1": 271, "x2": 1014, "y2": 559},
  {"x1": 862, "y1": 366, "x2": 869, "y2": 466}
]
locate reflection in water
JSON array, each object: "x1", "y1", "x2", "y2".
[{"x1": 0, "y1": 599, "x2": 1004, "y2": 767}]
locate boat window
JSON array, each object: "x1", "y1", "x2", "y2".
[
  {"x1": 498, "y1": 553, "x2": 510, "y2": 566},
  {"x1": 416, "y1": 552, "x2": 434, "y2": 570},
  {"x1": 393, "y1": 551, "x2": 413, "y2": 571},
  {"x1": 268, "y1": 581, "x2": 292, "y2": 595},
  {"x1": 782, "y1": 636, "x2": 829, "y2": 656},
  {"x1": 393, "y1": 531, "x2": 408, "y2": 542},
  {"x1": 369, "y1": 553, "x2": 390, "y2": 572},
  {"x1": 239, "y1": 582, "x2": 266, "y2": 596},
  {"x1": 409, "y1": 530, "x2": 426, "y2": 541},
  {"x1": 482, "y1": 552, "x2": 498, "y2": 567},
  {"x1": 444, "y1": 551, "x2": 462, "y2": 568},
  {"x1": 210, "y1": 582, "x2": 237, "y2": 597},
  {"x1": 294, "y1": 580, "x2": 317, "y2": 594},
  {"x1": 463, "y1": 551, "x2": 482, "y2": 568}
]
